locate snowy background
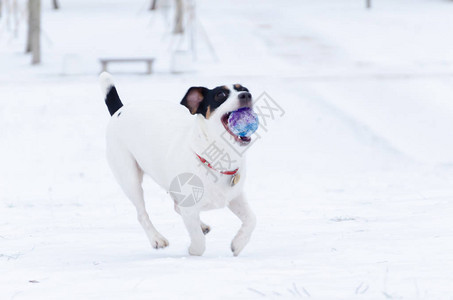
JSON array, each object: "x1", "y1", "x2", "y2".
[{"x1": 1, "y1": 0, "x2": 453, "y2": 299}]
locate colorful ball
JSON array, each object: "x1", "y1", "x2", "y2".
[{"x1": 228, "y1": 107, "x2": 259, "y2": 137}]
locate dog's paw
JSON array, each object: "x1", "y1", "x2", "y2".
[
  {"x1": 231, "y1": 233, "x2": 251, "y2": 256},
  {"x1": 188, "y1": 243, "x2": 205, "y2": 256},
  {"x1": 201, "y1": 223, "x2": 211, "y2": 235},
  {"x1": 151, "y1": 234, "x2": 169, "y2": 249}
]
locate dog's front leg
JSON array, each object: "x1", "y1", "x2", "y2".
[
  {"x1": 179, "y1": 208, "x2": 206, "y2": 256},
  {"x1": 228, "y1": 194, "x2": 256, "y2": 256}
]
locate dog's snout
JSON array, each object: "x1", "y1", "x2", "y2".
[
  {"x1": 238, "y1": 92, "x2": 252, "y2": 105},
  {"x1": 239, "y1": 92, "x2": 252, "y2": 101}
]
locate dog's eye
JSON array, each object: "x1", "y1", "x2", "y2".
[{"x1": 216, "y1": 92, "x2": 227, "y2": 101}]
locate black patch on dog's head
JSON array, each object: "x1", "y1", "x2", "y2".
[
  {"x1": 233, "y1": 84, "x2": 249, "y2": 92},
  {"x1": 180, "y1": 85, "x2": 230, "y2": 118}
]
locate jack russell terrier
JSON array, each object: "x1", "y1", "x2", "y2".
[{"x1": 99, "y1": 72, "x2": 257, "y2": 256}]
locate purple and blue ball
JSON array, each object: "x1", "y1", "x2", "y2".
[{"x1": 228, "y1": 107, "x2": 259, "y2": 137}]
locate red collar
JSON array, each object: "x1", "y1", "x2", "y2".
[{"x1": 195, "y1": 153, "x2": 239, "y2": 176}]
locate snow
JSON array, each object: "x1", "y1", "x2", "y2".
[{"x1": 1, "y1": 0, "x2": 453, "y2": 299}]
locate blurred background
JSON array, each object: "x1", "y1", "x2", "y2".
[{"x1": 1, "y1": 0, "x2": 453, "y2": 299}]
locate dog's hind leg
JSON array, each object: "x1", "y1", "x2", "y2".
[
  {"x1": 108, "y1": 149, "x2": 169, "y2": 250},
  {"x1": 228, "y1": 194, "x2": 256, "y2": 256}
]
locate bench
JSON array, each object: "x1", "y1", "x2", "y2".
[{"x1": 99, "y1": 58, "x2": 155, "y2": 74}]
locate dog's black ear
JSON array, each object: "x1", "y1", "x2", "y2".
[{"x1": 180, "y1": 87, "x2": 209, "y2": 115}]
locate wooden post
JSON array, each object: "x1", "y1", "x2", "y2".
[
  {"x1": 146, "y1": 61, "x2": 152, "y2": 74},
  {"x1": 30, "y1": 0, "x2": 41, "y2": 64},
  {"x1": 101, "y1": 61, "x2": 107, "y2": 72}
]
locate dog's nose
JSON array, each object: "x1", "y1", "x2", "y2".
[{"x1": 238, "y1": 92, "x2": 252, "y2": 105}]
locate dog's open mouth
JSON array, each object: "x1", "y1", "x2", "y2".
[{"x1": 221, "y1": 112, "x2": 252, "y2": 146}]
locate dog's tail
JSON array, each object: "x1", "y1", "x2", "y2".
[{"x1": 99, "y1": 72, "x2": 123, "y2": 116}]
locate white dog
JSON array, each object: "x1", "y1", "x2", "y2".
[{"x1": 99, "y1": 72, "x2": 256, "y2": 256}]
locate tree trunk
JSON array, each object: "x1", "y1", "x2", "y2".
[
  {"x1": 25, "y1": 0, "x2": 32, "y2": 53},
  {"x1": 173, "y1": 0, "x2": 184, "y2": 34},
  {"x1": 366, "y1": 0, "x2": 371, "y2": 9},
  {"x1": 52, "y1": 0, "x2": 60, "y2": 10},
  {"x1": 30, "y1": 0, "x2": 41, "y2": 64},
  {"x1": 11, "y1": 0, "x2": 19, "y2": 37},
  {"x1": 150, "y1": 0, "x2": 157, "y2": 10},
  {"x1": 0, "y1": 1, "x2": 3, "y2": 18}
]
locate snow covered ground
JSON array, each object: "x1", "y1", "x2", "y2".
[{"x1": 1, "y1": 0, "x2": 453, "y2": 299}]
